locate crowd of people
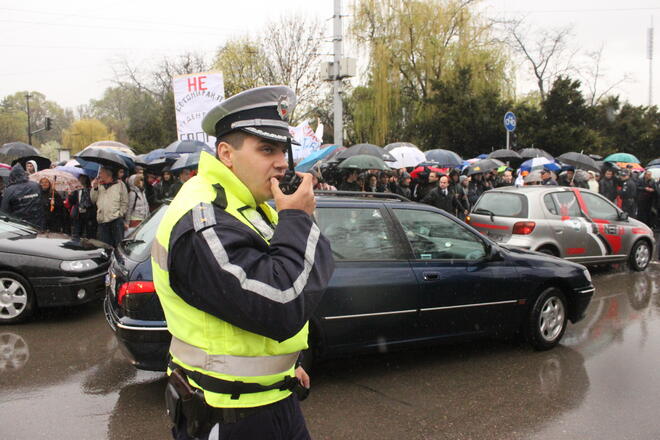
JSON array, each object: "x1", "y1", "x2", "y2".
[
  {"x1": 316, "y1": 163, "x2": 659, "y2": 228},
  {"x1": 0, "y1": 161, "x2": 194, "y2": 247},
  {"x1": 0, "y1": 151, "x2": 657, "y2": 249}
]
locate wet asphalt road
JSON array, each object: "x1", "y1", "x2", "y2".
[{"x1": 1, "y1": 263, "x2": 660, "y2": 439}]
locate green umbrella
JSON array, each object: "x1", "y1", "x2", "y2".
[
  {"x1": 337, "y1": 154, "x2": 390, "y2": 171},
  {"x1": 604, "y1": 152, "x2": 640, "y2": 164}
]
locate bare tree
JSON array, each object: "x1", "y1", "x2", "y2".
[
  {"x1": 505, "y1": 20, "x2": 578, "y2": 101},
  {"x1": 578, "y1": 44, "x2": 632, "y2": 106}
]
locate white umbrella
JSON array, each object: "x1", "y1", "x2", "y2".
[{"x1": 388, "y1": 146, "x2": 427, "y2": 168}]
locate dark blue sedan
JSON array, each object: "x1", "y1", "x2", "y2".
[{"x1": 104, "y1": 193, "x2": 594, "y2": 371}]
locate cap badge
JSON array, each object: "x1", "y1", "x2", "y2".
[{"x1": 277, "y1": 95, "x2": 290, "y2": 121}]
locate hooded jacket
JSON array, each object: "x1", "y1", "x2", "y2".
[
  {"x1": 91, "y1": 178, "x2": 128, "y2": 224},
  {"x1": 125, "y1": 175, "x2": 150, "y2": 222},
  {"x1": 0, "y1": 164, "x2": 46, "y2": 229}
]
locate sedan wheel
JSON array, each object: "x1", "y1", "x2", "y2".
[
  {"x1": 0, "y1": 272, "x2": 35, "y2": 324},
  {"x1": 629, "y1": 240, "x2": 651, "y2": 271},
  {"x1": 527, "y1": 287, "x2": 567, "y2": 351}
]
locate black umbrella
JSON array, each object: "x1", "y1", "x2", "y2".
[
  {"x1": 467, "y1": 158, "x2": 505, "y2": 175},
  {"x1": 145, "y1": 156, "x2": 177, "y2": 174},
  {"x1": 518, "y1": 148, "x2": 553, "y2": 160},
  {"x1": 488, "y1": 149, "x2": 522, "y2": 161},
  {"x1": 170, "y1": 152, "x2": 202, "y2": 173},
  {"x1": 424, "y1": 149, "x2": 463, "y2": 167},
  {"x1": 557, "y1": 152, "x2": 601, "y2": 173},
  {"x1": 337, "y1": 154, "x2": 390, "y2": 171},
  {"x1": 164, "y1": 140, "x2": 213, "y2": 154},
  {"x1": 11, "y1": 155, "x2": 51, "y2": 171},
  {"x1": 0, "y1": 142, "x2": 41, "y2": 158},
  {"x1": 77, "y1": 147, "x2": 132, "y2": 169},
  {"x1": 335, "y1": 143, "x2": 395, "y2": 162}
]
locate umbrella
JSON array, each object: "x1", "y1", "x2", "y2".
[
  {"x1": 388, "y1": 146, "x2": 427, "y2": 168},
  {"x1": 615, "y1": 162, "x2": 645, "y2": 172},
  {"x1": 467, "y1": 159, "x2": 505, "y2": 176},
  {"x1": 10, "y1": 155, "x2": 51, "y2": 171},
  {"x1": 488, "y1": 149, "x2": 522, "y2": 161},
  {"x1": 133, "y1": 154, "x2": 149, "y2": 168},
  {"x1": 77, "y1": 147, "x2": 132, "y2": 169},
  {"x1": 296, "y1": 146, "x2": 338, "y2": 172},
  {"x1": 523, "y1": 170, "x2": 543, "y2": 184},
  {"x1": 520, "y1": 157, "x2": 561, "y2": 172},
  {"x1": 337, "y1": 154, "x2": 390, "y2": 171},
  {"x1": 164, "y1": 140, "x2": 213, "y2": 155},
  {"x1": 170, "y1": 152, "x2": 202, "y2": 173},
  {"x1": 0, "y1": 163, "x2": 11, "y2": 178},
  {"x1": 0, "y1": 142, "x2": 40, "y2": 158},
  {"x1": 648, "y1": 168, "x2": 660, "y2": 179},
  {"x1": 424, "y1": 149, "x2": 463, "y2": 167},
  {"x1": 336, "y1": 144, "x2": 395, "y2": 162},
  {"x1": 29, "y1": 169, "x2": 82, "y2": 192},
  {"x1": 54, "y1": 166, "x2": 86, "y2": 178},
  {"x1": 557, "y1": 152, "x2": 601, "y2": 173},
  {"x1": 87, "y1": 140, "x2": 135, "y2": 157},
  {"x1": 410, "y1": 165, "x2": 449, "y2": 180},
  {"x1": 518, "y1": 148, "x2": 553, "y2": 160},
  {"x1": 646, "y1": 158, "x2": 660, "y2": 168},
  {"x1": 384, "y1": 142, "x2": 419, "y2": 152},
  {"x1": 604, "y1": 152, "x2": 640, "y2": 164}
]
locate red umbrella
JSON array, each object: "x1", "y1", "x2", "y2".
[{"x1": 410, "y1": 165, "x2": 449, "y2": 180}]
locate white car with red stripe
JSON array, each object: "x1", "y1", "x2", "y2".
[{"x1": 467, "y1": 186, "x2": 655, "y2": 271}]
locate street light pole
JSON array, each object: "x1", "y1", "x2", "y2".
[
  {"x1": 333, "y1": 0, "x2": 343, "y2": 147},
  {"x1": 25, "y1": 93, "x2": 32, "y2": 145}
]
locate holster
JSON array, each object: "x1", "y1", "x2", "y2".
[{"x1": 165, "y1": 368, "x2": 211, "y2": 438}]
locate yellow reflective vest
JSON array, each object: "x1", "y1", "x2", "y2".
[{"x1": 152, "y1": 152, "x2": 308, "y2": 408}]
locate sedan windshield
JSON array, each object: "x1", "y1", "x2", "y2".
[{"x1": 0, "y1": 213, "x2": 39, "y2": 237}]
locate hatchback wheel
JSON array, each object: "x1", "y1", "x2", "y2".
[
  {"x1": 527, "y1": 287, "x2": 567, "y2": 351},
  {"x1": 0, "y1": 272, "x2": 35, "y2": 324},
  {"x1": 629, "y1": 240, "x2": 651, "y2": 271}
]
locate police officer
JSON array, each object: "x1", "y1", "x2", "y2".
[
  {"x1": 152, "y1": 86, "x2": 335, "y2": 439},
  {"x1": 619, "y1": 169, "x2": 637, "y2": 218},
  {"x1": 541, "y1": 167, "x2": 558, "y2": 186}
]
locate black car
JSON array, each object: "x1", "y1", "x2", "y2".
[
  {"x1": 0, "y1": 213, "x2": 111, "y2": 323},
  {"x1": 104, "y1": 193, "x2": 595, "y2": 371}
]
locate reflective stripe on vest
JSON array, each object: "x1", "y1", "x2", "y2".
[{"x1": 170, "y1": 336, "x2": 299, "y2": 377}]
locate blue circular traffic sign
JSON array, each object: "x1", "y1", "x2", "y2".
[{"x1": 504, "y1": 111, "x2": 517, "y2": 132}]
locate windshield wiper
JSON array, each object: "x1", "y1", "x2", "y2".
[
  {"x1": 0, "y1": 215, "x2": 38, "y2": 233},
  {"x1": 474, "y1": 208, "x2": 496, "y2": 223}
]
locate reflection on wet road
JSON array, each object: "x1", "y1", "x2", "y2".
[{"x1": 1, "y1": 263, "x2": 659, "y2": 439}]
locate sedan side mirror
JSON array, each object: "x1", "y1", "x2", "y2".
[{"x1": 618, "y1": 211, "x2": 629, "y2": 221}]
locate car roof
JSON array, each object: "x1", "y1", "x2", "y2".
[{"x1": 481, "y1": 185, "x2": 575, "y2": 194}]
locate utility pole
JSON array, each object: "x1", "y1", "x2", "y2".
[
  {"x1": 333, "y1": 0, "x2": 343, "y2": 147},
  {"x1": 648, "y1": 17, "x2": 654, "y2": 106},
  {"x1": 25, "y1": 93, "x2": 32, "y2": 145}
]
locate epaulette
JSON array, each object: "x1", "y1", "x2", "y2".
[{"x1": 192, "y1": 202, "x2": 217, "y2": 232}]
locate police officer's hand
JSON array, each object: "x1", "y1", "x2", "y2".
[
  {"x1": 295, "y1": 366, "x2": 310, "y2": 389},
  {"x1": 270, "y1": 172, "x2": 315, "y2": 216}
]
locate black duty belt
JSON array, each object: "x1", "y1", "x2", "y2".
[{"x1": 168, "y1": 360, "x2": 299, "y2": 400}]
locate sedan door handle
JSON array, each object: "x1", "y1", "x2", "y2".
[
  {"x1": 423, "y1": 272, "x2": 440, "y2": 281},
  {"x1": 554, "y1": 229, "x2": 563, "y2": 234}
]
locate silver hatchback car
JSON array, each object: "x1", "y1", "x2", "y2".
[{"x1": 467, "y1": 186, "x2": 655, "y2": 271}]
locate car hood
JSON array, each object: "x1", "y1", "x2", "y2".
[{"x1": 1, "y1": 232, "x2": 111, "y2": 260}]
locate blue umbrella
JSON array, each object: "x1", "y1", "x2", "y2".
[
  {"x1": 520, "y1": 157, "x2": 561, "y2": 172},
  {"x1": 170, "y1": 152, "x2": 201, "y2": 173},
  {"x1": 476, "y1": 153, "x2": 489, "y2": 159},
  {"x1": 295, "y1": 146, "x2": 338, "y2": 172},
  {"x1": 144, "y1": 148, "x2": 173, "y2": 163},
  {"x1": 164, "y1": 140, "x2": 213, "y2": 154}
]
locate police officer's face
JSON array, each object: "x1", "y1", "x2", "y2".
[{"x1": 218, "y1": 135, "x2": 288, "y2": 203}]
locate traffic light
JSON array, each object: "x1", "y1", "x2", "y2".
[{"x1": 45, "y1": 117, "x2": 53, "y2": 131}]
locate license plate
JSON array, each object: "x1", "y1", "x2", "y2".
[{"x1": 105, "y1": 272, "x2": 117, "y2": 294}]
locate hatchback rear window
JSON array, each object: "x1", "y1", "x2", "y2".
[{"x1": 473, "y1": 192, "x2": 528, "y2": 218}]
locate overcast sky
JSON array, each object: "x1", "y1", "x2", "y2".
[{"x1": 0, "y1": 0, "x2": 657, "y2": 109}]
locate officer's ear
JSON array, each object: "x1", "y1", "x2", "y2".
[{"x1": 216, "y1": 142, "x2": 234, "y2": 168}]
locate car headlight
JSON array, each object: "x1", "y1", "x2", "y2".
[
  {"x1": 60, "y1": 259, "x2": 98, "y2": 272},
  {"x1": 582, "y1": 268, "x2": 592, "y2": 284}
]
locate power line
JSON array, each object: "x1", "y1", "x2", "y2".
[
  {"x1": 499, "y1": 6, "x2": 660, "y2": 14},
  {"x1": 0, "y1": 6, "x2": 245, "y2": 32}
]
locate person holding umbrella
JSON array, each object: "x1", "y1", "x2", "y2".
[
  {"x1": 91, "y1": 166, "x2": 128, "y2": 247},
  {"x1": 38, "y1": 177, "x2": 65, "y2": 232},
  {"x1": 541, "y1": 168, "x2": 558, "y2": 186}
]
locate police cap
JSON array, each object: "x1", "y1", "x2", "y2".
[{"x1": 202, "y1": 85, "x2": 299, "y2": 145}]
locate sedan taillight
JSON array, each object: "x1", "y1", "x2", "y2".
[
  {"x1": 512, "y1": 221, "x2": 536, "y2": 235},
  {"x1": 118, "y1": 281, "x2": 156, "y2": 306}
]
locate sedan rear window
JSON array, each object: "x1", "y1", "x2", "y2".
[
  {"x1": 473, "y1": 192, "x2": 528, "y2": 218},
  {"x1": 120, "y1": 205, "x2": 168, "y2": 261}
]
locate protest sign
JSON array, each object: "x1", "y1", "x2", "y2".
[{"x1": 173, "y1": 72, "x2": 224, "y2": 145}]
